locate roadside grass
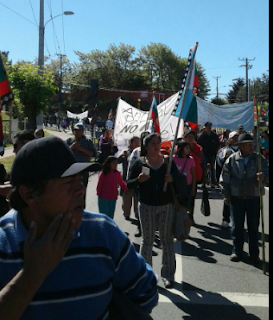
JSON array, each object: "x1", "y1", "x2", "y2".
[
  {"x1": 1, "y1": 131, "x2": 51, "y2": 174},
  {"x1": 1, "y1": 155, "x2": 15, "y2": 175}
]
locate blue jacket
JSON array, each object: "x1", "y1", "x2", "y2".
[{"x1": 0, "y1": 210, "x2": 158, "y2": 320}]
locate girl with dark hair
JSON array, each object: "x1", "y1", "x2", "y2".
[
  {"x1": 96, "y1": 156, "x2": 127, "y2": 219},
  {"x1": 173, "y1": 140, "x2": 196, "y2": 211},
  {"x1": 127, "y1": 133, "x2": 178, "y2": 289}
]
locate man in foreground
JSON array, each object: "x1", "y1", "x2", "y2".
[{"x1": 0, "y1": 136, "x2": 158, "y2": 320}]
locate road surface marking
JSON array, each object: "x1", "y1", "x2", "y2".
[{"x1": 158, "y1": 241, "x2": 268, "y2": 308}]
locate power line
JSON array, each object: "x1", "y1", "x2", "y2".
[
  {"x1": 46, "y1": 0, "x2": 61, "y2": 55},
  {"x1": 28, "y1": 0, "x2": 39, "y2": 27},
  {"x1": 61, "y1": 0, "x2": 66, "y2": 54},
  {"x1": 0, "y1": 1, "x2": 36, "y2": 25}
]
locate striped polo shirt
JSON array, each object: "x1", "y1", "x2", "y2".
[{"x1": 0, "y1": 210, "x2": 158, "y2": 320}]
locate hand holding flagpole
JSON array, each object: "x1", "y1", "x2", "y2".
[{"x1": 163, "y1": 42, "x2": 199, "y2": 192}]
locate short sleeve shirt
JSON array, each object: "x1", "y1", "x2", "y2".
[{"x1": 173, "y1": 156, "x2": 195, "y2": 185}]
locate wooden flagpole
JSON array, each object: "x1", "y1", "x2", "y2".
[
  {"x1": 163, "y1": 41, "x2": 199, "y2": 192},
  {"x1": 0, "y1": 100, "x2": 4, "y2": 157},
  {"x1": 255, "y1": 98, "x2": 266, "y2": 275}
]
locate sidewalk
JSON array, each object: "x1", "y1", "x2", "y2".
[{"x1": 0, "y1": 128, "x2": 73, "y2": 160}]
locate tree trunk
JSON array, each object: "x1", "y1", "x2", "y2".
[
  {"x1": 28, "y1": 114, "x2": 37, "y2": 130},
  {"x1": 26, "y1": 103, "x2": 37, "y2": 130}
]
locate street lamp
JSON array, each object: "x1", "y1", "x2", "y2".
[
  {"x1": 36, "y1": 0, "x2": 74, "y2": 128},
  {"x1": 38, "y1": 8, "x2": 74, "y2": 71}
]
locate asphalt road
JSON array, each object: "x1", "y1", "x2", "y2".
[{"x1": 86, "y1": 173, "x2": 269, "y2": 320}]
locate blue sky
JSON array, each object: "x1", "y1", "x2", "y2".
[{"x1": 0, "y1": 0, "x2": 269, "y2": 100}]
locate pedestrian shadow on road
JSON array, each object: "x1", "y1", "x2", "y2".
[
  {"x1": 176, "y1": 222, "x2": 269, "y2": 273},
  {"x1": 157, "y1": 282, "x2": 262, "y2": 320}
]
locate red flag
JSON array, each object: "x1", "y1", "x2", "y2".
[
  {"x1": 0, "y1": 56, "x2": 13, "y2": 109},
  {"x1": 0, "y1": 55, "x2": 13, "y2": 155},
  {"x1": 148, "y1": 97, "x2": 160, "y2": 134}
]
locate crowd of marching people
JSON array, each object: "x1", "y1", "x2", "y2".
[{"x1": 0, "y1": 120, "x2": 269, "y2": 319}]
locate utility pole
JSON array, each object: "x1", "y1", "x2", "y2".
[
  {"x1": 238, "y1": 57, "x2": 255, "y2": 101},
  {"x1": 36, "y1": 0, "x2": 45, "y2": 129},
  {"x1": 57, "y1": 54, "x2": 66, "y2": 116},
  {"x1": 213, "y1": 76, "x2": 221, "y2": 100}
]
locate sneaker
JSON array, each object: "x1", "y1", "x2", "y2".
[
  {"x1": 162, "y1": 278, "x2": 174, "y2": 289},
  {"x1": 221, "y1": 221, "x2": 229, "y2": 229},
  {"x1": 230, "y1": 253, "x2": 241, "y2": 262}
]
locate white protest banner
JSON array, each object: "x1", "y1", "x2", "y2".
[
  {"x1": 114, "y1": 92, "x2": 255, "y2": 155},
  {"x1": 66, "y1": 110, "x2": 88, "y2": 120},
  {"x1": 114, "y1": 94, "x2": 184, "y2": 156},
  {"x1": 196, "y1": 97, "x2": 254, "y2": 130}
]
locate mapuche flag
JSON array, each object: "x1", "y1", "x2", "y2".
[
  {"x1": 148, "y1": 96, "x2": 160, "y2": 134},
  {"x1": 172, "y1": 43, "x2": 199, "y2": 129},
  {"x1": 0, "y1": 55, "x2": 13, "y2": 155},
  {"x1": 0, "y1": 56, "x2": 13, "y2": 109}
]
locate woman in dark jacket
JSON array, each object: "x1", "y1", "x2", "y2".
[{"x1": 127, "y1": 133, "x2": 178, "y2": 289}]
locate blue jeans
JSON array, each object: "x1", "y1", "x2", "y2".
[
  {"x1": 98, "y1": 197, "x2": 117, "y2": 219},
  {"x1": 230, "y1": 197, "x2": 260, "y2": 258}
]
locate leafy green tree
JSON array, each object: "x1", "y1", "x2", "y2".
[
  {"x1": 72, "y1": 43, "x2": 210, "y2": 99},
  {"x1": 226, "y1": 78, "x2": 245, "y2": 103},
  {"x1": 211, "y1": 97, "x2": 227, "y2": 105},
  {"x1": 251, "y1": 73, "x2": 269, "y2": 104},
  {"x1": 226, "y1": 74, "x2": 269, "y2": 104},
  {"x1": 8, "y1": 63, "x2": 57, "y2": 129}
]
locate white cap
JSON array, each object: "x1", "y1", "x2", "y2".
[{"x1": 229, "y1": 131, "x2": 239, "y2": 139}]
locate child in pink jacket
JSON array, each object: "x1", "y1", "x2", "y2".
[{"x1": 97, "y1": 156, "x2": 127, "y2": 219}]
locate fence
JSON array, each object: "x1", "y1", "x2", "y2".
[{"x1": 2, "y1": 119, "x2": 29, "y2": 145}]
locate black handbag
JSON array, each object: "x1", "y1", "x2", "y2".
[
  {"x1": 200, "y1": 186, "x2": 210, "y2": 216},
  {"x1": 172, "y1": 158, "x2": 189, "y2": 207}
]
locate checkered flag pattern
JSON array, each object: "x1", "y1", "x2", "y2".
[
  {"x1": 171, "y1": 49, "x2": 193, "y2": 116},
  {"x1": 1, "y1": 92, "x2": 13, "y2": 109}
]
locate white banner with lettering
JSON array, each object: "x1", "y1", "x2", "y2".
[
  {"x1": 113, "y1": 94, "x2": 184, "y2": 156},
  {"x1": 113, "y1": 93, "x2": 255, "y2": 155},
  {"x1": 66, "y1": 110, "x2": 88, "y2": 120}
]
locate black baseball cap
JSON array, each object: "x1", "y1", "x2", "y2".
[{"x1": 10, "y1": 136, "x2": 98, "y2": 186}]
